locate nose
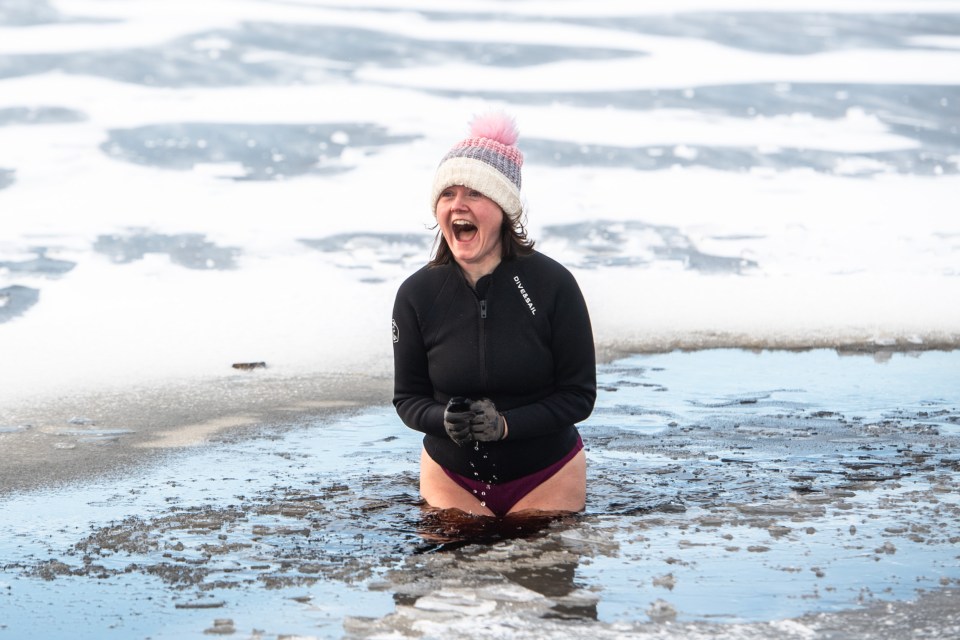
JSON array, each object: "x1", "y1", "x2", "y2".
[{"x1": 449, "y1": 189, "x2": 468, "y2": 211}]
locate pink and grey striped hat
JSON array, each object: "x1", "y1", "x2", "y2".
[{"x1": 431, "y1": 112, "x2": 524, "y2": 221}]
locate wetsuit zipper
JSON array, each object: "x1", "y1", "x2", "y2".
[
  {"x1": 478, "y1": 297, "x2": 488, "y2": 390},
  {"x1": 467, "y1": 268, "x2": 492, "y2": 394}
]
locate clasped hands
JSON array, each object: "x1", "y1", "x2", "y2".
[{"x1": 443, "y1": 396, "x2": 505, "y2": 445}]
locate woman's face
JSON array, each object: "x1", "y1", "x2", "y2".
[{"x1": 436, "y1": 184, "x2": 505, "y2": 274}]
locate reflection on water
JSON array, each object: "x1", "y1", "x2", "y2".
[
  {"x1": 414, "y1": 508, "x2": 578, "y2": 551},
  {"x1": 411, "y1": 509, "x2": 598, "y2": 620}
]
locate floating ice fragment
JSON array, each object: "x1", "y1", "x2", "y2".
[
  {"x1": 482, "y1": 583, "x2": 548, "y2": 604},
  {"x1": 646, "y1": 598, "x2": 677, "y2": 622},
  {"x1": 771, "y1": 619, "x2": 817, "y2": 638},
  {"x1": 559, "y1": 528, "x2": 619, "y2": 554},
  {"x1": 652, "y1": 573, "x2": 676, "y2": 590},
  {"x1": 50, "y1": 428, "x2": 133, "y2": 440},
  {"x1": 875, "y1": 541, "x2": 897, "y2": 555},
  {"x1": 414, "y1": 590, "x2": 497, "y2": 615},
  {"x1": 203, "y1": 618, "x2": 235, "y2": 635}
]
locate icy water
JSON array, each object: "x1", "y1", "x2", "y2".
[{"x1": 1, "y1": 349, "x2": 958, "y2": 639}]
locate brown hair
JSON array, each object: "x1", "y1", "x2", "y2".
[{"x1": 429, "y1": 213, "x2": 535, "y2": 267}]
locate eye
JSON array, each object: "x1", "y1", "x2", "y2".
[
  {"x1": 440, "y1": 189, "x2": 454, "y2": 198},
  {"x1": 468, "y1": 189, "x2": 483, "y2": 198}
]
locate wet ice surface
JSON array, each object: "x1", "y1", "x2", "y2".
[
  {"x1": 2, "y1": 2, "x2": 959, "y2": 394},
  {"x1": 93, "y1": 232, "x2": 240, "y2": 270},
  {"x1": 0, "y1": 284, "x2": 39, "y2": 323},
  {"x1": 101, "y1": 123, "x2": 420, "y2": 180},
  {"x1": 0, "y1": 105, "x2": 85, "y2": 126},
  {"x1": 296, "y1": 220, "x2": 757, "y2": 282},
  {"x1": 1, "y1": 350, "x2": 958, "y2": 639},
  {"x1": 486, "y1": 81, "x2": 959, "y2": 177},
  {"x1": 0, "y1": 20, "x2": 635, "y2": 87},
  {"x1": 300, "y1": 234, "x2": 434, "y2": 284},
  {"x1": 541, "y1": 220, "x2": 758, "y2": 273},
  {"x1": 0, "y1": 0, "x2": 71, "y2": 27},
  {"x1": 0, "y1": 248, "x2": 74, "y2": 321},
  {"x1": 566, "y1": 12, "x2": 960, "y2": 55}
]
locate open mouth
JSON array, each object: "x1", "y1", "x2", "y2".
[{"x1": 452, "y1": 219, "x2": 478, "y2": 242}]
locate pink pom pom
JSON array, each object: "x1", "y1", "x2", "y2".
[{"x1": 469, "y1": 112, "x2": 519, "y2": 146}]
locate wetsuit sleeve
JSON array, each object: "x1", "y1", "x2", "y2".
[
  {"x1": 501, "y1": 269, "x2": 596, "y2": 440},
  {"x1": 392, "y1": 281, "x2": 447, "y2": 438}
]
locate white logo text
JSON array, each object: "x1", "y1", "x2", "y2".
[{"x1": 513, "y1": 276, "x2": 537, "y2": 316}]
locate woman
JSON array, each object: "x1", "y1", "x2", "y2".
[{"x1": 392, "y1": 112, "x2": 596, "y2": 518}]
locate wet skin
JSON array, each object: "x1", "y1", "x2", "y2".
[{"x1": 420, "y1": 448, "x2": 587, "y2": 517}]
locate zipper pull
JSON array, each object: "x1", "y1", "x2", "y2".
[{"x1": 480, "y1": 299, "x2": 487, "y2": 319}]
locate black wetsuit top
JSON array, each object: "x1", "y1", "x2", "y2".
[{"x1": 392, "y1": 251, "x2": 596, "y2": 483}]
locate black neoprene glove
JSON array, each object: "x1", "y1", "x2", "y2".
[
  {"x1": 443, "y1": 396, "x2": 474, "y2": 446},
  {"x1": 469, "y1": 398, "x2": 505, "y2": 441}
]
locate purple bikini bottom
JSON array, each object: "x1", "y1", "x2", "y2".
[{"x1": 442, "y1": 435, "x2": 584, "y2": 518}]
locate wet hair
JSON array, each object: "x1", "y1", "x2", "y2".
[{"x1": 429, "y1": 212, "x2": 535, "y2": 267}]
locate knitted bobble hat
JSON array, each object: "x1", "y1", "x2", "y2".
[{"x1": 431, "y1": 112, "x2": 524, "y2": 220}]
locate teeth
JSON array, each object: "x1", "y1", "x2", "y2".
[{"x1": 451, "y1": 219, "x2": 477, "y2": 241}]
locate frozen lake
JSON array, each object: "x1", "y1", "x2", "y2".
[
  {"x1": 1, "y1": 0, "x2": 958, "y2": 401},
  {"x1": 1, "y1": 1, "x2": 959, "y2": 639}
]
